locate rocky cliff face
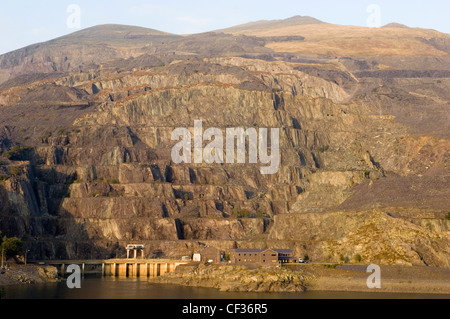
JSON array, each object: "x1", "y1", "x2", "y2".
[{"x1": 0, "y1": 23, "x2": 449, "y2": 266}]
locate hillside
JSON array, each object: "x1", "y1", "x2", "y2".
[
  {"x1": 220, "y1": 16, "x2": 450, "y2": 57},
  {"x1": 0, "y1": 17, "x2": 449, "y2": 267},
  {"x1": 0, "y1": 24, "x2": 181, "y2": 84}
]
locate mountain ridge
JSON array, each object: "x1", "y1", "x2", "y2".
[{"x1": 0, "y1": 16, "x2": 449, "y2": 266}]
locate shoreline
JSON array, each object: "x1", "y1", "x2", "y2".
[
  {"x1": 0, "y1": 263, "x2": 59, "y2": 287},
  {"x1": 149, "y1": 263, "x2": 450, "y2": 295},
  {"x1": 2, "y1": 262, "x2": 449, "y2": 296}
]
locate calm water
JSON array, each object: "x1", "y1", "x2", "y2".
[{"x1": 2, "y1": 277, "x2": 449, "y2": 299}]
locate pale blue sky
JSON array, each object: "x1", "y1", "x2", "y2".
[{"x1": 1, "y1": 0, "x2": 449, "y2": 54}]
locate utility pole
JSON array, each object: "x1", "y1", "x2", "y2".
[{"x1": 25, "y1": 249, "x2": 30, "y2": 265}]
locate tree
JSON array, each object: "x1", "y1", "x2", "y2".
[
  {"x1": 355, "y1": 254, "x2": 362, "y2": 263},
  {"x1": 1, "y1": 236, "x2": 24, "y2": 258}
]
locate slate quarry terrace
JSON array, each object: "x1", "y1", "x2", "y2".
[{"x1": 171, "y1": 120, "x2": 280, "y2": 175}]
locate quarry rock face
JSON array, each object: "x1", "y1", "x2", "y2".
[{"x1": 0, "y1": 22, "x2": 449, "y2": 266}]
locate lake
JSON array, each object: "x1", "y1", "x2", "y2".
[{"x1": 2, "y1": 276, "x2": 449, "y2": 299}]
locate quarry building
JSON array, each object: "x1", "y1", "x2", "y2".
[{"x1": 230, "y1": 249, "x2": 297, "y2": 265}]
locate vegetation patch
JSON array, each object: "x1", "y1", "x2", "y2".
[{"x1": 2, "y1": 146, "x2": 33, "y2": 161}]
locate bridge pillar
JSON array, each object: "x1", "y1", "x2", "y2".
[
  {"x1": 118, "y1": 263, "x2": 127, "y2": 277},
  {"x1": 160, "y1": 263, "x2": 168, "y2": 276},
  {"x1": 82, "y1": 263, "x2": 85, "y2": 277}
]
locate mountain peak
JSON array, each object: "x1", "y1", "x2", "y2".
[
  {"x1": 382, "y1": 22, "x2": 409, "y2": 28},
  {"x1": 51, "y1": 24, "x2": 176, "y2": 44},
  {"x1": 218, "y1": 15, "x2": 325, "y2": 34},
  {"x1": 282, "y1": 15, "x2": 325, "y2": 25}
]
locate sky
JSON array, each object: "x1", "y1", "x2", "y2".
[{"x1": 1, "y1": 0, "x2": 449, "y2": 55}]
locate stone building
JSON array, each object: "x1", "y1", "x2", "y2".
[
  {"x1": 195, "y1": 246, "x2": 222, "y2": 263},
  {"x1": 230, "y1": 248, "x2": 296, "y2": 265}
]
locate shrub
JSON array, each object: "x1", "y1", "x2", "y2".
[
  {"x1": 8, "y1": 166, "x2": 21, "y2": 176},
  {"x1": 57, "y1": 128, "x2": 69, "y2": 136},
  {"x1": 0, "y1": 174, "x2": 9, "y2": 181},
  {"x1": 323, "y1": 264, "x2": 338, "y2": 269},
  {"x1": 183, "y1": 194, "x2": 189, "y2": 201},
  {"x1": 90, "y1": 190, "x2": 102, "y2": 197},
  {"x1": 39, "y1": 130, "x2": 51, "y2": 141},
  {"x1": 92, "y1": 178, "x2": 107, "y2": 184},
  {"x1": 1, "y1": 236, "x2": 24, "y2": 258},
  {"x1": 231, "y1": 207, "x2": 252, "y2": 218},
  {"x1": 319, "y1": 145, "x2": 330, "y2": 153},
  {"x1": 446, "y1": 213, "x2": 450, "y2": 221},
  {"x1": 240, "y1": 209, "x2": 250, "y2": 218},
  {"x1": 92, "y1": 178, "x2": 120, "y2": 184},
  {"x1": 355, "y1": 254, "x2": 362, "y2": 263},
  {"x1": 232, "y1": 206, "x2": 239, "y2": 218}
]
